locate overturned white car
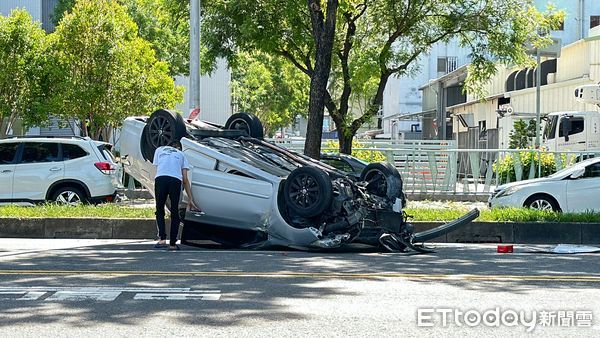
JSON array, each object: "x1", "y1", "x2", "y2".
[{"x1": 121, "y1": 109, "x2": 479, "y2": 252}]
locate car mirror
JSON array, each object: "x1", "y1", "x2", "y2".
[
  {"x1": 119, "y1": 154, "x2": 131, "y2": 166},
  {"x1": 569, "y1": 168, "x2": 585, "y2": 179}
]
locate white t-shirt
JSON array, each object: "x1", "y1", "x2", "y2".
[{"x1": 152, "y1": 146, "x2": 190, "y2": 181}]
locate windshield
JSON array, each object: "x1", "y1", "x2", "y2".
[{"x1": 548, "y1": 158, "x2": 597, "y2": 178}]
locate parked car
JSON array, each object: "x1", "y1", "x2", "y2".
[
  {"x1": 319, "y1": 153, "x2": 367, "y2": 177},
  {"x1": 120, "y1": 109, "x2": 478, "y2": 252},
  {"x1": 0, "y1": 136, "x2": 123, "y2": 205},
  {"x1": 488, "y1": 157, "x2": 600, "y2": 212}
]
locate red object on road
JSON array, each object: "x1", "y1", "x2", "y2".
[{"x1": 497, "y1": 245, "x2": 514, "y2": 253}]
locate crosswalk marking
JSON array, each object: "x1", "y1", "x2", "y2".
[{"x1": 0, "y1": 287, "x2": 221, "y2": 302}]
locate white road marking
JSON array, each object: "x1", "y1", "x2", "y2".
[
  {"x1": 133, "y1": 293, "x2": 221, "y2": 300},
  {"x1": 46, "y1": 291, "x2": 122, "y2": 301},
  {"x1": 0, "y1": 287, "x2": 221, "y2": 301}
]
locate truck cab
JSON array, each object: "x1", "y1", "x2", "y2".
[{"x1": 542, "y1": 111, "x2": 600, "y2": 152}]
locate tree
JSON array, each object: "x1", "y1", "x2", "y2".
[
  {"x1": 54, "y1": 0, "x2": 190, "y2": 76},
  {"x1": 201, "y1": 0, "x2": 563, "y2": 154},
  {"x1": 46, "y1": 0, "x2": 183, "y2": 140},
  {"x1": 508, "y1": 119, "x2": 537, "y2": 149},
  {"x1": 305, "y1": 0, "x2": 339, "y2": 159},
  {"x1": 0, "y1": 9, "x2": 48, "y2": 137},
  {"x1": 231, "y1": 52, "x2": 309, "y2": 137}
]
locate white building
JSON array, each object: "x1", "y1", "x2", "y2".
[{"x1": 382, "y1": 0, "x2": 600, "y2": 140}]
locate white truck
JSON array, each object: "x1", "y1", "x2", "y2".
[{"x1": 541, "y1": 84, "x2": 600, "y2": 152}]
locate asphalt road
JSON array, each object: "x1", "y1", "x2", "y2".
[{"x1": 0, "y1": 239, "x2": 599, "y2": 337}]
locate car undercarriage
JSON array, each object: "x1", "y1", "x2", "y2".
[{"x1": 120, "y1": 109, "x2": 479, "y2": 253}]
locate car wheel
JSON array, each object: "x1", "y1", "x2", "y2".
[
  {"x1": 524, "y1": 194, "x2": 560, "y2": 212},
  {"x1": 224, "y1": 113, "x2": 264, "y2": 139},
  {"x1": 140, "y1": 125, "x2": 155, "y2": 162},
  {"x1": 284, "y1": 166, "x2": 333, "y2": 218},
  {"x1": 145, "y1": 109, "x2": 187, "y2": 160},
  {"x1": 359, "y1": 162, "x2": 404, "y2": 200},
  {"x1": 52, "y1": 186, "x2": 86, "y2": 206}
]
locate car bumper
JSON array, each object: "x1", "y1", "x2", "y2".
[{"x1": 488, "y1": 194, "x2": 523, "y2": 209}]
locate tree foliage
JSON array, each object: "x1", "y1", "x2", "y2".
[
  {"x1": 54, "y1": 0, "x2": 190, "y2": 76},
  {"x1": 0, "y1": 9, "x2": 48, "y2": 137},
  {"x1": 200, "y1": 0, "x2": 563, "y2": 154},
  {"x1": 508, "y1": 119, "x2": 537, "y2": 149},
  {"x1": 46, "y1": 0, "x2": 182, "y2": 139},
  {"x1": 231, "y1": 52, "x2": 309, "y2": 137}
]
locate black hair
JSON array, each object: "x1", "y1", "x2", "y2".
[{"x1": 168, "y1": 140, "x2": 182, "y2": 149}]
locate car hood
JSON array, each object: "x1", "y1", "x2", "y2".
[{"x1": 494, "y1": 176, "x2": 557, "y2": 192}]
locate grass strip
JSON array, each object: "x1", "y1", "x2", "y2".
[{"x1": 1, "y1": 204, "x2": 600, "y2": 223}]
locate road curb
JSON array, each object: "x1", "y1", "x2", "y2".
[
  {"x1": 0, "y1": 218, "x2": 157, "y2": 239},
  {"x1": 414, "y1": 221, "x2": 600, "y2": 244},
  {"x1": 1, "y1": 218, "x2": 598, "y2": 244}
]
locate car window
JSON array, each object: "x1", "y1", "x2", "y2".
[
  {"x1": 321, "y1": 158, "x2": 354, "y2": 172},
  {"x1": 0, "y1": 143, "x2": 19, "y2": 164},
  {"x1": 584, "y1": 163, "x2": 600, "y2": 178},
  {"x1": 559, "y1": 117, "x2": 584, "y2": 137},
  {"x1": 62, "y1": 144, "x2": 88, "y2": 160},
  {"x1": 20, "y1": 142, "x2": 60, "y2": 164}
]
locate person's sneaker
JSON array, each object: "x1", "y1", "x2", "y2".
[{"x1": 168, "y1": 244, "x2": 180, "y2": 251}]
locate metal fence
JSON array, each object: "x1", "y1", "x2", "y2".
[{"x1": 268, "y1": 139, "x2": 600, "y2": 198}]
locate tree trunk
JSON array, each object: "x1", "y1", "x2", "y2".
[
  {"x1": 304, "y1": 0, "x2": 338, "y2": 159},
  {"x1": 338, "y1": 128, "x2": 353, "y2": 154}
]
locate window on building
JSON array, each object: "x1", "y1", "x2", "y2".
[
  {"x1": 437, "y1": 56, "x2": 458, "y2": 74},
  {"x1": 591, "y1": 16, "x2": 600, "y2": 29},
  {"x1": 437, "y1": 57, "x2": 447, "y2": 73}
]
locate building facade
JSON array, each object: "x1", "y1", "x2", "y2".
[{"x1": 382, "y1": 0, "x2": 600, "y2": 140}]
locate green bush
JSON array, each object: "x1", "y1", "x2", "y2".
[
  {"x1": 324, "y1": 140, "x2": 387, "y2": 163},
  {"x1": 493, "y1": 149, "x2": 574, "y2": 183}
]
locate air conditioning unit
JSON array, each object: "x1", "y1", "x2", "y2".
[{"x1": 574, "y1": 84, "x2": 600, "y2": 105}]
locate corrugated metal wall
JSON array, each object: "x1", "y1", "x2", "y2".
[
  {"x1": 41, "y1": 0, "x2": 57, "y2": 32},
  {"x1": 0, "y1": 0, "x2": 41, "y2": 20}
]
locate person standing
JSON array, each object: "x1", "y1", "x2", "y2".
[{"x1": 152, "y1": 140, "x2": 199, "y2": 250}]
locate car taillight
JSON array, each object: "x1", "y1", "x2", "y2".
[{"x1": 94, "y1": 162, "x2": 116, "y2": 175}]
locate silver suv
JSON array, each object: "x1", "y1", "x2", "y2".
[{"x1": 0, "y1": 136, "x2": 123, "y2": 204}]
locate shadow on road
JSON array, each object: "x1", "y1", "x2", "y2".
[{"x1": 0, "y1": 241, "x2": 598, "y2": 328}]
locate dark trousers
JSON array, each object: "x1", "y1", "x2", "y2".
[{"x1": 154, "y1": 175, "x2": 182, "y2": 245}]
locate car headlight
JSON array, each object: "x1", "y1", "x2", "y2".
[{"x1": 496, "y1": 185, "x2": 522, "y2": 198}]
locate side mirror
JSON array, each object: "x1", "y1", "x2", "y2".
[
  {"x1": 570, "y1": 168, "x2": 585, "y2": 179},
  {"x1": 120, "y1": 154, "x2": 131, "y2": 166},
  {"x1": 561, "y1": 118, "x2": 571, "y2": 142}
]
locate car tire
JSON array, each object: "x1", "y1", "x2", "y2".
[
  {"x1": 284, "y1": 166, "x2": 333, "y2": 218},
  {"x1": 359, "y1": 162, "x2": 404, "y2": 201},
  {"x1": 145, "y1": 109, "x2": 187, "y2": 160},
  {"x1": 524, "y1": 194, "x2": 561, "y2": 212},
  {"x1": 140, "y1": 125, "x2": 156, "y2": 162},
  {"x1": 224, "y1": 113, "x2": 264, "y2": 139},
  {"x1": 51, "y1": 186, "x2": 87, "y2": 205}
]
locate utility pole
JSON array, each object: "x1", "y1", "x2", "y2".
[{"x1": 189, "y1": 0, "x2": 201, "y2": 117}]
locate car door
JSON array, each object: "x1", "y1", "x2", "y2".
[
  {"x1": 0, "y1": 142, "x2": 19, "y2": 200},
  {"x1": 565, "y1": 162, "x2": 600, "y2": 212},
  {"x1": 12, "y1": 142, "x2": 64, "y2": 201}
]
